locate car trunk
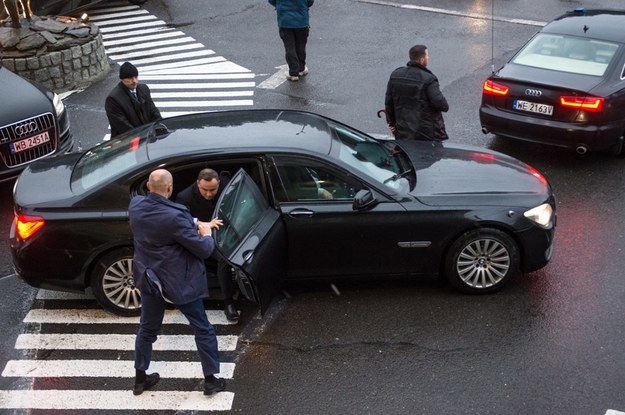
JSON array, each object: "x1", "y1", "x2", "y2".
[
  {"x1": 13, "y1": 153, "x2": 81, "y2": 208},
  {"x1": 486, "y1": 64, "x2": 606, "y2": 123}
]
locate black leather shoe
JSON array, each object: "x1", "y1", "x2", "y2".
[
  {"x1": 133, "y1": 372, "x2": 160, "y2": 395},
  {"x1": 204, "y1": 377, "x2": 227, "y2": 395},
  {"x1": 224, "y1": 304, "x2": 239, "y2": 323}
]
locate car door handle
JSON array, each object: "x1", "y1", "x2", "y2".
[
  {"x1": 242, "y1": 250, "x2": 254, "y2": 263},
  {"x1": 288, "y1": 209, "x2": 314, "y2": 218}
]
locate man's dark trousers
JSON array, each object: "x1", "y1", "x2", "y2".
[
  {"x1": 279, "y1": 27, "x2": 309, "y2": 76},
  {"x1": 135, "y1": 290, "x2": 220, "y2": 376}
]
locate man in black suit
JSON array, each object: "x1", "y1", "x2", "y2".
[
  {"x1": 176, "y1": 168, "x2": 240, "y2": 324},
  {"x1": 105, "y1": 62, "x2": 162, "y2": 138}
]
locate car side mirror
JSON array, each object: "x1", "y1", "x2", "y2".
[{"x1": 352, "y1": 189, "x2": 378, "y2": 211}]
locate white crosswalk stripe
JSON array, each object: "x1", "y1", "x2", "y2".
[
  {"x1": 0, "y1": 390, "x2": 235, "y2": 411},
  {"x1": 24, "y1": 308, "x2": 236, "y2": 325},
  {"x1": 15, "y1": 333, "x2": 238, "y2": 351},
  {"x1": 89, "y1": 1, "x2": 255, "y2": 125},
  {"x1": 2, "y1": 360, "x2": 235, "y2": 379}
]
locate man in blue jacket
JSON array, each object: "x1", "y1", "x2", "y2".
[
  {"x1": 269, "y1": 0, "x2": 314, "y2": 81},
  {"x1": 129, "y1": 169, "x2": 226, "y2": 396}
]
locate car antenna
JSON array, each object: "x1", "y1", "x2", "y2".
[{"x1": 490, "y1": 0, "x2": 495, "y2": 74}]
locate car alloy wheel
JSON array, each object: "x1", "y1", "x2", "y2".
[
  {"x1": 445, "y1": 228, "x2": 519, "y2": 294},
  {"x1": 91, "y1": 247, "x2": 141, "y2": 316}
]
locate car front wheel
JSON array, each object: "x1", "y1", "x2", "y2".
[
  {"x1": 91, "y1": 247, "x2": 141, "y2": 316},
  {"x1": 445, "y1": 228, "x2": 519, "y2": 294}
]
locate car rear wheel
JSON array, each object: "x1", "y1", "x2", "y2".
[
  {"x1": 91, "y1": 247, "x2": 141, "y2": 316},
  {"x1": 445, "y1": 228, "x2": 519, "y2": 294}
]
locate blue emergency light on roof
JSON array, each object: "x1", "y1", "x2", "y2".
[{"x1": 573, "y1": 7, "x2": 586, "y2": 15}]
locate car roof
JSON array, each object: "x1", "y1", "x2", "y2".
[
  {"x1": 146, "y1": 109, "x2": 335, "y2": 160},
  {"x1": 543, "y1": 9, "x2": 625, "y2": 43}
]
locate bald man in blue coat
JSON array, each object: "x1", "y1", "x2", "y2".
[{"x1": 129, "y1": 169, "x2": 226, "y2": 396}]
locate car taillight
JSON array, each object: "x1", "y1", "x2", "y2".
[
  {"x1": 482, "y1": 80, "x2": 509, "y2": 96},
  {"x1": 560, "y1": 96, "x2": 604, "y2": 112},
  {"x1": 15, "y1": 213, "x2": 45, "y2": 240}
]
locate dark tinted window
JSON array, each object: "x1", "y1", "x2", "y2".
[
  {"x1": 71, "y1": 136, "x2": 147, "y2": 191},
  {"x1": 214, "y1": 169, "x2": 268, "y2": 255},
  {"x1": 271, "y1": 157, "x2": 359, "y2": 203}
]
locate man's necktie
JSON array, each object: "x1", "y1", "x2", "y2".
[{"x1": 131, "y1": 90, "x2": 138, "y2": 101}]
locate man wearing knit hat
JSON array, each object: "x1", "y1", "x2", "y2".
[{"x1": 105, "y1": 62, "x2": 162, "y2": 138}]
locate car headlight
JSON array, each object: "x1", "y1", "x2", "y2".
[
  {"x1": 53, "y1": 93, "x2": 65, "y2": 117},
  {"x1": 524, "y1": 203, "x2": 554, "y2": 229}
]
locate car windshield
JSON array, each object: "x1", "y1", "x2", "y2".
[
  {"x1": 512, "y1": 33, "x2": 619, "y2": 76},
  {"x1": 329, "y1": 122, "x2": 413, "y2": 193},
  {"x1": 71, "y1": 135, "x2": 147, "y2": 191}
]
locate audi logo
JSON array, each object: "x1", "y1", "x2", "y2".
[
  {"x1": 525, "y1": 88, "x2": 543, "y2": 97},
  {"x1": 13, "y1": 121, "x2": 39, "y2": 137}
]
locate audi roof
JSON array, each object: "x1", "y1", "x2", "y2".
[{"x1": 545, "y1": 9, "x2": 625, "y2": 43}]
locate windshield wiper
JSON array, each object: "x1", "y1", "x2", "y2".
[{"x1": 383, "y1": 169, "x2": 414, "y2": 184}]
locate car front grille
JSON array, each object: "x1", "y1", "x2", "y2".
[{"x1": 0, "y1": 113, "x2": 57, "y2": 168}]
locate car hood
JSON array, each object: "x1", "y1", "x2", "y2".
[
  {"x1": 13, "y1": 153, "x2": 82, "y2": 208},
  {"x1": 0, "y1": 67, "x2": 53, "y2": 125},
  {"x1": 400, "y1": 141, "x2": 551, "y2": 207},
  {"x1": 495, "y1": 63, "x2": 604, "y2": 92}
]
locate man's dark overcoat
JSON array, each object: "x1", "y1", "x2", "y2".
[
  {"x1": 129, "y1": 192, "x2": 214, "y2": 305},
  {"x1": 385, "y1": 61, "x2": 449, "y2": 140},
  {"x1": 105, "y1": 82, "x2": 161, "y2": 138}
]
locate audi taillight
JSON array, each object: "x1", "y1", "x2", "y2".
[
  {"x1": 482, "y1": 80, "x2": 509, "y2": 96},
  {"x1": 15, "y1": 213, "x2": 45, "y2": 240},
  {"x1": 560, "y1": 96, "x2": 604, "y2": 112}
]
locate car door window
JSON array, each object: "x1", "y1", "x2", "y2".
[
  {"x1": 270, "y1": 158, "x2": 359, "y2": 203},
  {"x1": 214, "y1": 169, "x2": 268, "y2": 254}
]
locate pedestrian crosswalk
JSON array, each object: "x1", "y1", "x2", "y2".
[
  {"x1": 88, "y1": 1, "x2": 255, "y2": 140},
  {"x1": 0, "y1": 288, "x2": 238, "y2": 412}
]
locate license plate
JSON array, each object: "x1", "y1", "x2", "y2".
[
  {"x1": 513, "y1": 100, "x2": 553, "y2": 116},
  {"x1": 10, "y1": 131, "x2": 50, "y2": 154}
]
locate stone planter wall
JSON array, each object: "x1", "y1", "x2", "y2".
[{"x1": 0, "y1": 16, "x2": 110, "y2": 92}]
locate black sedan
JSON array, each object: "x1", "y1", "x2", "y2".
[
  {"x1": 479, "y1": 8, "x2": 625, "y2": 155},
  {"x1": 10, "y1": 110, "x2": 556, "y2": 315}
]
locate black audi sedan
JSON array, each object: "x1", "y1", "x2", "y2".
[
  {"x1": 479, "y1": 8, "x2": 625, "y2": 155},
  {"x1": 10, "y1": 110, "x2": 556, "y2": 315},
  {"x1": 0, "y1": 65, "x2": 73, "y2": 182}
]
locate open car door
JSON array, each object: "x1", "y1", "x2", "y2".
[{"x1": 212, "y1": 169, "x2": 286, "y2": 315}]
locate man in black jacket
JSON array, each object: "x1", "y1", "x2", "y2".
[
  {"x1": 175, "y1": 168, "x2": 240, "y2": 324},
  {"x1": 105, "y1": 62, "x2": 162, "y2": 138},
  {"x1": 385, "y1": 45, "x2": 449, "y2": 141}
]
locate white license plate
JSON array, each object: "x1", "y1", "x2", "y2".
[
  {"x1": 513, "y1": 100, "x2": 553, "y2": 115},
  {"x1": 11, "y1": 131, "x2": 50, "y2": 154}
]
